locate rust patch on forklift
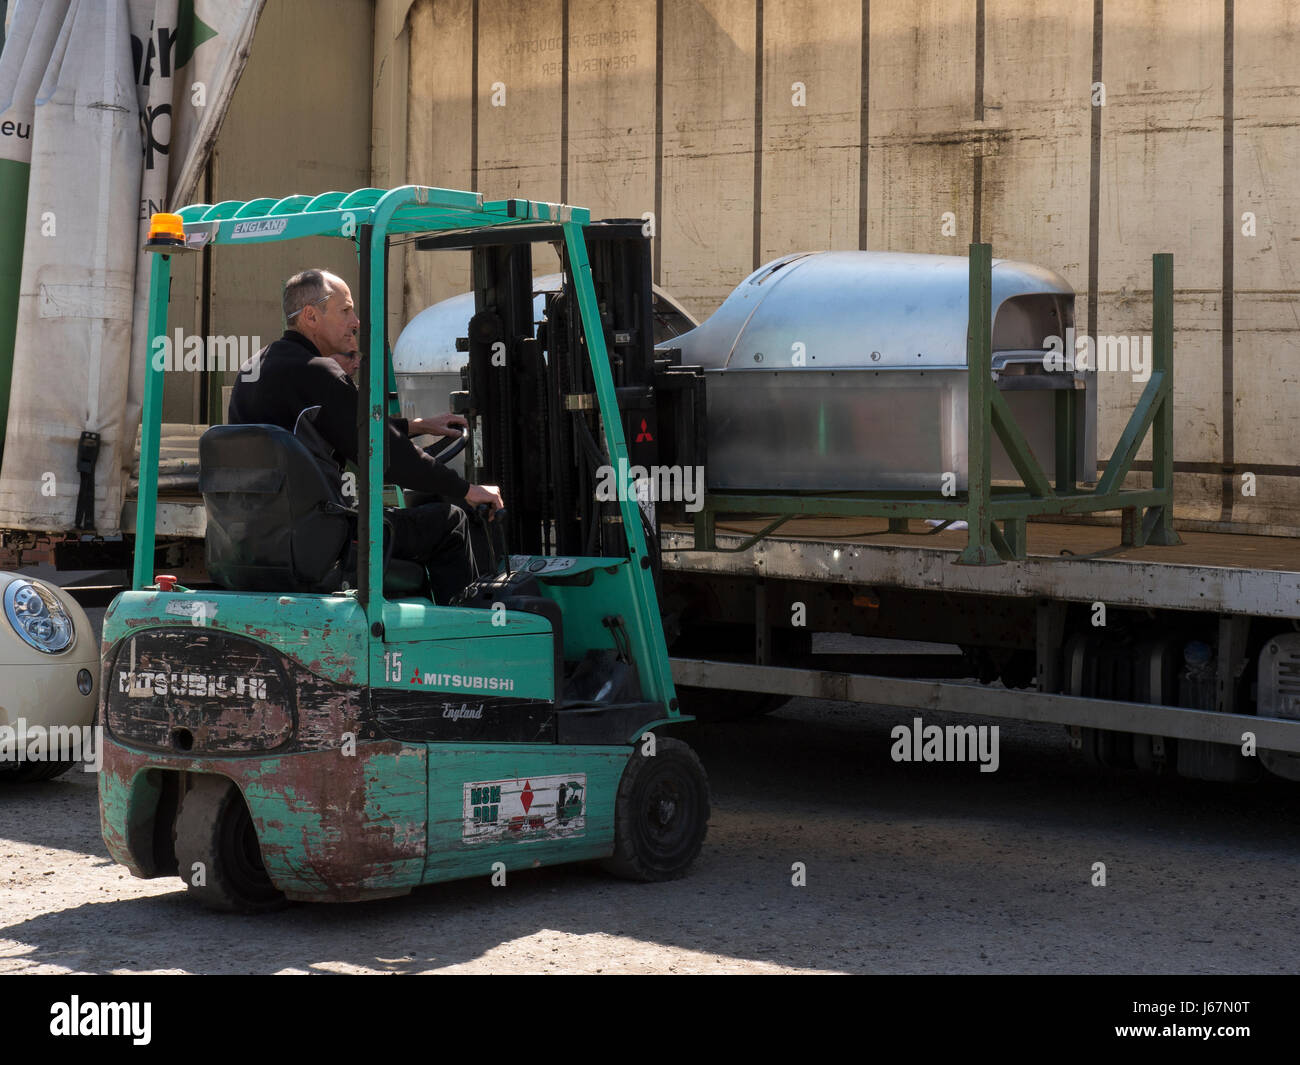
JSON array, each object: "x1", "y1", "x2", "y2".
[
  {"x1": 101, "y1": 740, "x2": 427, "y2": 901},
  {"x1": 248, "y1": 744, "x2": 426, "y2": 900}
]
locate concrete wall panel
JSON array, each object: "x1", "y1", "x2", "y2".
[
  {"x1": 1230, "y1": 0, "x2": 1300, "y2": 528},
  {"x1": 476, "y1": 0, "x2": 564, "y2": 202},
  {"x1": 1095, "y1": 0, "x2": 1223, "y2": 491},
  {"x1": 660, "y1": 0, "x2": 757, "y2": 316},
  {"x1": 867, "y1": 2, "x2": 977, "y2": 253},
  {"x1": 981, "y1": 2, "x2": 1092, "y2": 280},
  {"x1": 566, "y1": 1, "x2": 657, "y2": 221},
  {"x1": 405, "y1": 0, "x2": 474, "y2": 324},
  {"x1": 758, "y1": 0, "x2": 860, "y2": 260}
]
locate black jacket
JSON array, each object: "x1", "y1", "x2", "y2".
[{"x1": 228, "y1": 330, "x2": 471, "y2": 501}]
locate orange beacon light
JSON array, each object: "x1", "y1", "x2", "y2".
[{"x1": 144, "y1": 212, "x2": 188, "y2": 252}]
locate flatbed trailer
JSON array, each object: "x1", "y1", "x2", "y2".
[{"x1": 660, "y1": 517, "x2": 1300, "y2": 782}]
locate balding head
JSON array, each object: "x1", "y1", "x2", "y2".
[
  {"x1": 281, "y1": 269, "x2": 358, "y2": 357},
  {"x1": 283, "y1": 269, "x2": 341, "y2": 323}
]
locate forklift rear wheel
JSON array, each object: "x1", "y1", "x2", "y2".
[
  {"x1": 173, "y1": 775, "x2": 286, "y2": 914},
  {"x1": 602, "y1": 737, "x2": 710, "y2": 882}
]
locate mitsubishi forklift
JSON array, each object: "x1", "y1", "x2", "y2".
[{"x1": 98, "y1": 186, "x2": 710, "y2": 912}]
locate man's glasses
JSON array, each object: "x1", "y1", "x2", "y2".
[{"x1": 286, "y1": 293, "x2": 330, "y2": 320}]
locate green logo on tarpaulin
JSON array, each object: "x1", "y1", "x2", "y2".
[
  {"x1": 134, "y1": 1, "x2": 219, "y2": 86},
  {"x1": 176, "y1": 0, "x2": 219, "y2": 70}
]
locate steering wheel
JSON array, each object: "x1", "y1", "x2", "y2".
[{"x1": 423, "y1": 425, "x2": 468, "y2": 465}]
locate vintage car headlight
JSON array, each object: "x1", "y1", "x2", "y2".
[{"x1": 3, "y1": 579, "x2": 75, "y2": 654}]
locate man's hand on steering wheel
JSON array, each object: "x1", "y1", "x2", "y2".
[
  {"x1": 410, "y1": 413, "x2": 466, "y2": 438},
  {"x1": 414, "y1": 412, "x2": 469, "y2": 464}
]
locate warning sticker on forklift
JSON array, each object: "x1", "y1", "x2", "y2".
[
  {"x1": 163, "y1": 599, "x2": 217, "y2": 623},
  {"x1": 462, "y1": 774, "x2": 586, "y2": 844}
]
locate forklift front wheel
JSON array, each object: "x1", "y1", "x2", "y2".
[
  {"x1": 601, "y1": 737, "x2": 710, "y2": 882},
  {"x1": 173, "y1": 775, "x2": 287, "y2": 914}
]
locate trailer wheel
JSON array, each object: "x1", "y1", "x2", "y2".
[
  {"x1": 172, "y1": 775, "x2": 286, "y2": 913},
  {"x1": 602, "y1": 737, "x2": 710, "y2": 882},
  {"x1": 0, "y1": 759, "x2": 75, "y2": 782}
]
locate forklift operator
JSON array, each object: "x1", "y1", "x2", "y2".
[{"x1": 228, "y1": 268, "x2": 504, "y2": 603}]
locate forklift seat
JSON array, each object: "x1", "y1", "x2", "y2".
[{"x1": 199, "y1": 424, "x2": 427, "y2": 596}]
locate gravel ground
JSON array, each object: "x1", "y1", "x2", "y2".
[{"x1": 3, "y1": 690, "x2": 1298, "y2": 974}]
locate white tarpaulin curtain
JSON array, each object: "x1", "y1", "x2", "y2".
[
  {"x1": 0, "y1": 0, "x2": 262, "y2": 535},
  {"x1": 0, "y1": 0, "x2": 71, "y2": 459}
]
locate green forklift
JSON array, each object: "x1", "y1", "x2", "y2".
[{"x1": 98, "y1": 186, "x2": 710, "y2": 912}]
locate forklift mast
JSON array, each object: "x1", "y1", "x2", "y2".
[{"x1": 423, "y1": 221, "x2": 706, "y2": 565}]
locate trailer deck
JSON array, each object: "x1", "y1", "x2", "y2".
[
  {"x1": 124, "y1": 507, "x2": 1300, "y2": 619},
  {"x1": 663, "y1": 518, "x2": 1300, "y2": 620}
]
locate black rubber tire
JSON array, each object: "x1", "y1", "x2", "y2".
[
  {"x1": 172, "y1": 775, "x2": 286, "y2": 914},
  {"x1": 601, "y1": 737, "x2": 710, "y2": 882},
  {"x1": 675, "y1": 686, "x2": 789, "y2": 721},
  {"x1": 0, "y1": 759, "x2": 76, "y2": 782}
]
